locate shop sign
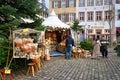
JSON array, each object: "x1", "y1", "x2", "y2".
[
  {"x1": 23, "y1": 28, "x2": 28, "y2": 32},
  {"x1": 5, "y1": 69, "x2": 11, "y2": 74},
  {"x1": 91, "y1": 26, "x2": 104, "y2": 28}
]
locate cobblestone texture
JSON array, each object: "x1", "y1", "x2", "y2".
[{"x1": 12, "y1": 48, "x2": 120, "y2": 80}]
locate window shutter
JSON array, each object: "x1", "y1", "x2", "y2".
[
  {"x1": 52, "y1": 1, "x2": 54, "y2": 8},
  {"x1": 58, "y1": 1, "x2": 61, "y2": 8},
  {"x1": 66, "y1": 0, "x2": 69, "y2": 7},
  {"x1": 66, "y1": 13, "x2": 69, "y2": 22},
  {"x1": 74, "y1": 0, "x2": 76, "y2": 7}
]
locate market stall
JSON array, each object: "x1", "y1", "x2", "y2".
[
  {"x1": 13, "y1": 28, "x2": 43, "y2": 59},
  {"x1": 42, "y1": 10, "x2": 71, "y2": 54}
]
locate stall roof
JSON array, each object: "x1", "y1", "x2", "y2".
[
  {"x1": 42, "y1": 10, "x2": 70, "y2": 29},
  {"x1": 13, "y1": 28, "x2": 40, "y2": 34}
]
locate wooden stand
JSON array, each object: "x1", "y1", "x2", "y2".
[{"x1": 26, "y1": 63, "x2": 35, "y2": 76}]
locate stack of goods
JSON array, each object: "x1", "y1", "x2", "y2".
[
  {"x1": 72, "y1": 48, "x2": 91, "y2": 58},
  {"x1": 84, "y1": 50, "x2": 92, "y2": 58},
  {"x1": 46, "y1": 32, "x2": 58, "y2": 52},
  {"x1": 14, "y1": 38, "x2": 39, "y2": 58},
  {"x1": 72, "y1": 47, "x2": 79, "y2": 58},
  {"x1": 49, "y1": 45, "x2": 57, "y2": 52},
  {"x1": 57, "y1": 39, "x2": 66, "y2": 53},
  {"x1": 29, "y1": 51, "x2": 41, "y2": 60}
]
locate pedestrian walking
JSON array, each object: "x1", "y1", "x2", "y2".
[
  {"x1": 65, "y1": 34, "x2": 74, "y2": 59},
  {"x1": 92, "y1": 38, "x2": 101, "y2": 59},
  {"x1": 100, "y1": 37, "x2": 108, "y2": 58}
]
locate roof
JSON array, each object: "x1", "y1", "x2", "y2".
[
  {"x1": 42, "y1": 10, "x2": 70, "y2": 29},
  {"x1": 13, "y1": 28, "x2": 40, "y2": 34}
]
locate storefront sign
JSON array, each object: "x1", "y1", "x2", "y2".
[{"x1": 91, "y1": 26, "x2": 104, "y2": 28}]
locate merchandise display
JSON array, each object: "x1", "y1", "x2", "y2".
[
  {"x1": 13, "y1": 28, "x2": 43, "y2": 59},
  {"x1": 45, "y1": 29, "x2": 70, "y2": 53}
]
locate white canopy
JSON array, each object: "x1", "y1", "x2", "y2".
[
  {"x1": 21, "y1": 17, "x2": 34, "y2": 23},
  {"x1": 42, "y1": 10, "x2": 70, "y2": 29}
]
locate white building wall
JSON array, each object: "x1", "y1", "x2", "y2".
[
  {"x1": 115, "y1": 4, "x2": 120, "y2": 27},
  {"x1": 77, "y1": 5, "x2": 111, "y2": 28},
  {"x1": 76, "y1": 0, "x2": 112, "y2": 40}
]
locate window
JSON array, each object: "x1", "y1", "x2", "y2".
[
  {"x1": 118, "y1": 10, "x2": 120, "y2": 20},
  {"x1": 116, "y1": 0, "x2": 120, "y2": 3},
  {"x1": 69, "y1": 0, "x2": 74, "y2": 7},
  {"x1": 88, "y1": 29, "x2": 93, "y2": 33},
  {"x1": 96, "y1": 0, "x2": 103, "y2": 6},
  {"x1": 79, "y1": 12, "x2": 85, "y2": 21},
  {"x1": 105, "y1": 11, "x2": 110, "y2": 20},
  {"x1": 105, "y1": 0, "x2": 111, "y2": 5},
  {"x1": 96, "y1": 11, "x2": 102, "y2": 21},
  {"x1": 105, "y1": 29, "x2": 110, "y2": 33},
  {"x1": 96, "y1": 29, "x2": 102, "y2": 34},
  {"x1": 87, "y1": 0, "x2": 94, "y2": 6},
  {"x1": 79, "y1": 0, "x2": 85, "y2": 6},
  {"x1": 61, "y1": 14, "x2": 66, "y2": 22},
  {"x1": 69, "y1": 13, "x2": 75, "y2": 21},
  {"x1": 54, "y1": 1, "x2": 59, "y2": 8},
  {"x1": 87, "y1": 12, "x2": 93, "y2": 21},
  {"x1": 62, "y1": 0, "x2": 66, "y2": 8}
]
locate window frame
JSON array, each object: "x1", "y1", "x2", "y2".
[
  {"x1": 118, "y1": 9, "x2": 120, "y2": 20},
  {"x1": 61, "y1": 14, "x2": 66, "y2": 22},
  {"x1": 87, "y1": 12, "x2": 94, "y2": 21},
  {"x1": 79, "y1": 12, "x2": 85, "y2": 21},
  {"x1": 87, "y1": 0, "x2": 94, "y2": 6},
  {"x1": 96, "y1": 0, "x2": 103, "y2": 6},
  {"x1": 104, "y1": 11, "x2": 110, "y2": 20},
  {"x1": 105, "y1": 0, "x2": 111, "y2": 5},
  {"x1": 61, "y1": 0, "x2": 66, "y2": 8},
  {"x1": 96, "y1": 11, "x2": 103, "y2": 21},
  {"x1": 116, "y1": 0, "x2": 120, "y2": 4},
  {"x1": 69, "y1": 13, "x2": 75, "y2": 21},
  {"x1": 79, "y1": 0, "x2": 85, "y2": 7},
  {"x1": 69, "y1": 0, "x2": 74, "y2": 7},
  {"x1": 54, "y1": 1, "x2": 59, "y2": 8}
]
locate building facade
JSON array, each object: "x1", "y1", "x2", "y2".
[
  {"x1": 50, "y1": 0, "x2": 115, "y2": 42},
  {"x1": 114, "y1": 0, "x2": 120, "y2": 41},
  {"x1": 39, "y1": 0, "x2": 49, "y2": 19},
  {"x1": 77, "y1": 0, "x2": 113, "y2": 41},
  {"x1": 49, "y1": 0, "x2": 76, "y2": 24}
]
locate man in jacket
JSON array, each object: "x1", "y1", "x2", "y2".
[
  {"x1": 100, "y1": 37, "x2": 108, "y2": 58},
  {"x1": 65, "y1": 34, "x2": 74, "y2": 59}
]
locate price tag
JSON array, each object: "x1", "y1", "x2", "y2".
[
  {"x1": 5, "y1": 69, "x2": 11, "y2": 74},
  {"x1": 23, "y1": 28, "x2": 28, "y2": 32}
]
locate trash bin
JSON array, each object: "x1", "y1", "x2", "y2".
[{"x1": 117, "y1": 43, "x2": 120, "y2": 56}]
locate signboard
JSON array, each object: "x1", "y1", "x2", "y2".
[
  {"x1": 91, "y1": 26, "x2": 104, "y2": 28},
  {"x1": 5, "y1": 69, "x2": 11, "y2": 74}
]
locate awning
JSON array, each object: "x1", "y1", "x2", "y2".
[
  {"x1": 87, "y1": 33, "x2": 96, "y2": 36},
  {"x1": 102, "y1": 32, "x2": 114, "y2": 35},
  {"x1": 87, "y1": 33, "x2": 114, "y2": 36}
]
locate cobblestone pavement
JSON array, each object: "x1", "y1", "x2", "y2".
[{"x1": 12, "y1": 49, "x2": 120, "y2": 80}]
